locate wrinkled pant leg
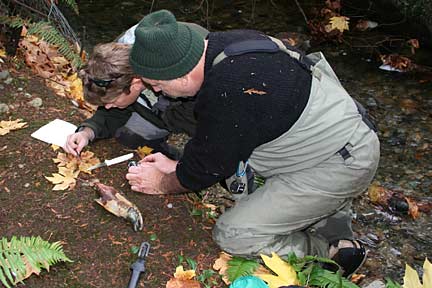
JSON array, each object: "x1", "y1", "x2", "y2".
[
  {"x1": 124, "y1": 112, "x2": 170, "y2": 140},
  {"x1": 310, "y1": 201, "x2": 354, "y2": 243},
  {"x1": 213, "y1": 126, "x2": 379, "y2": 259},
  {"x1": 212, "y1": 175, "x2": 350, "y2": 259}
]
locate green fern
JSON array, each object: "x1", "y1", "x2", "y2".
[
  {"x1": 0, "y1": 15, "x2": 25, "y2": 29},
  {"x1": 227, "y1": 256, "x2": 260, "y2": 282},
  {"x1": 28, "y1": 20, "x2": 82, "y2": 67},
  {"x1": 0, "y1": 15, "x2": 82, "y2": 68},
  {"x1": 0, "y1": 236, "x2": 72, "y2": 288},
  {"x1": 61, "y1": 0, "x2": 79, "y2": 15}
]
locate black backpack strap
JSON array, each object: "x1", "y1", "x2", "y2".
[{"x1": 212, "y1": 36, "x2": 313, "y2": 72}]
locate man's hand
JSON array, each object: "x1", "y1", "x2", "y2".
[
  {"x1": 140, "y1": 152, "x2": 177, "y2": 174},
  {"x1": 126, "y1": 163, "x2": 165, "y2": 194},
  {"x1": 127, "y1": 153, "x2": 187, "y2": 195},
  {"x1": 63, "y1": 127, "x2": 95, "y2": 156}
]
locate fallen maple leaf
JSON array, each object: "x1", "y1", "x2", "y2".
[
  {"x1": 403, "y1": 258, "x2": 431, "y2": 288},
  {"x1": 53, "y1": 151, "x2": 100, "y2": 174},
  {"x1": 328, "y1": 16, "x2": 350, "y2": 32},
  {"x1": 0, "y1": 119, "x2": 28, "y2": 135},
  {"x1": 45, "y1": 166, "x2": 79, "y2": 190},
  {"x1": 256, "y1": 252, "x2": 299, "y2": 288},
  {"x1": 166, "y1": 265, "x2": 200, "y2": 288},
  {"x1": 137, "y1": 145, "x2": 154, "y2": 159},
  {"x1": 244, "y1": 88, "x2": 267, "y2": 95},
  {"x1": 165, "y1": 278, "x2": 201, "y2": 288},
  {"x1": 174, "y1": 265, "x2": 196, "y2": 280},
  {"x1": 213, "y1": 252, "x2": 232, "y2": 284}
]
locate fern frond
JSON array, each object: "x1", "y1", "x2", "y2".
[
  {"x1": 0, "y1": 236, "x2": 72, "y2": 287},
  {"x1": 0, "y1": 15, "x2": 26, "y2": 29},
  {"x1": 61, "y1": 0, "x2": 79, "y2": 15},
  {"x1": 27, "y1": 21, "x2": 82, "y2": 68}
]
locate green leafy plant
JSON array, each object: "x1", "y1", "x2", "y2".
[
  {"x1": 0, "y1": 0, "x2": 82, "y2": 68},
  {"x1": 0, "y1": 16, "x2": 81, "y2": 68},
  {"x1": 227, "y1": 256, "x2": 260, "y2": 282},
  {"x1": 285, "y1": 253, "x2": 359, "y2": 288},
  {"x1": 0, "y1": 236, "x2": 72, "y2": 288},
  {"x1": 197, "y1": 269, "x2": 217, "y2": 288},
  {"x1": 385, "y1": 277, "x2": 402, "y2": 288}
]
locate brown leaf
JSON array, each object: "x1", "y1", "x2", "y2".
[
  {"x1": 406, "y1": 197, "x2": 420, "y2": 219},
  {"x1": 213, "y1": 251, "x2": 232, "y2": 284},
  {"x1": 244, "y1": 88, "x2": 267, "y2": 95},
  {"x1": 407, "y1": 39, "x2": 419, "y2": 55},
  {"x1": 380, "y1": 54, "x2": 413, "y2": 72},
  {"x1": 368, "y1": 182, "x2": 391, "y2": 206}
]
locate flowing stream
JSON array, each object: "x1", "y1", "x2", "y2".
[{"x1": 69, "y1": 0, "x2": 432, "y2": 282}]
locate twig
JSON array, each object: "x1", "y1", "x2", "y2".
[
  {"x1": 293, "y1": 0, "x2": 308, "y2": 24},
  {"x1": 11, "y1": 0, "x2": 48, "y2": 19}
]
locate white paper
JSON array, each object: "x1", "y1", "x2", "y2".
[{"x1": 31, "y1": 119, "x2": 77, "y2": 147}]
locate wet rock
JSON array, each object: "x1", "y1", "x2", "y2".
[
  {"x1": 0, "y1": 70, "x2": 9, "y2": 80},
  {"x1": 17, "y1": 87, "x2": 23, "y2": 92},
  {"x1": 362, "y1": 280, "x2": 385, "y2": 288},
  {"x1": 366, "y1": 97, "x2": 378, "y2": 107},
  {"x1": 0, "y1": 103, "x2": 9, "y2": 114},
  {"x1": 24, "y1": 92, "x2": 32, "y2": 98},
  {"x1": 28, "y1": 97, "x2": 43, "y2": 108},
  {"x1": 4, "y1": 77, "x2": 13, "y2": 85}
]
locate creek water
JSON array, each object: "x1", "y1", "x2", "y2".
[{"x1": 70, "y1": 0, "x2": 432, "y2": 283}]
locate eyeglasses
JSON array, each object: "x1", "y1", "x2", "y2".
[{"x1": 88, "y1": 74, "x2": 122, "y2": 88}]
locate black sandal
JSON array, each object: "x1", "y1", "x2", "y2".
[{"x1": 325, "y1": 239, "x2": 367, "y2": 278}]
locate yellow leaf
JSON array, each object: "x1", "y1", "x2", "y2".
[
  {"x1": 0, "y1": 49, "x2": 6, "y2": 58},
  {"x1": 51, "y1": 144, "x2": 60, "y2": 151},
  {"x1": 424, "y1": 258, "x2": 432, "y2": 288},
  {"x1": 137, "y1": 145, "x2": 154, "y2": 159},
  {"x1": 329, "y1": 16, "x2": 350, "y2": 32},
  {"x1": 0, "y1": 119, "x2": 28, "y2": 135},
  {"x1": 174, "y1": 265, "x2": 196, "y2": 280},
  {"x1": 257, "y1": 252, "x2": 298, "y2": 288},
  {"x1": 45, "y1": 166, "x2": 79, "y2": 190},
  {"x1": 404, "y1": 263, "x2": 422, "y2": 288}
]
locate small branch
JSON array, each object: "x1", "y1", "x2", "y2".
[
  {"x1": 11, "y1": 0, "x2": 48, "y2": 19},
  {"x1": 293, "y1": 0, "x2": 308, "y2": 24}
]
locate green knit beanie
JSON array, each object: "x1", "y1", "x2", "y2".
[{"x1": 130, "y1": 10, "x2": 204, "y2": 80}]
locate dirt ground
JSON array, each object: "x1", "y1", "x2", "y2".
[
  {"x1": 1, "y1": 44, "x2": 432, "y2": 288},
  {"x1": 0, "y1": 61, "x2": 224, "y2": 287}
]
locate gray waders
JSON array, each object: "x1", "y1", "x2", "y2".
[{"x1": 213, "y1": 37, "x2": 380, "y2": 258}]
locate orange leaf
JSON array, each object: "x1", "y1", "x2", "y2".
[{"x1": 166, "y1": 278, "x2": 201, "y2": 288}]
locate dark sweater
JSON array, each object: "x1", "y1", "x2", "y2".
[{"x1": 176, "y1": 30, "x2": 312, "y2": 191}]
